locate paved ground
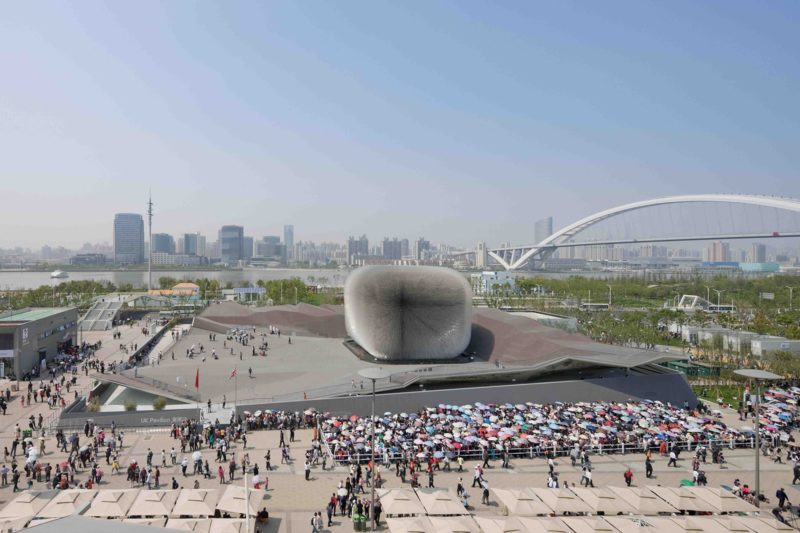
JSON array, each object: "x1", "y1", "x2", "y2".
[
  {"x1": 134, "y1": 326, "x2": 424, "y2": 404},
  {"x1": 0, "y1": 324, "x2": 796, "y2": 532},
  {"x1": 0, "y1": 424, "x2": 797, "y2": 532}
]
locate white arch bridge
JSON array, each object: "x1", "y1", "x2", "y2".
[{"x1": 490, "y1": 194, "x2": 800, "y2": 271}]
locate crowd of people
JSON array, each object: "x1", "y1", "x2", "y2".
[{"x1": 316, "y1": 400, "x2": 773, "y2": 467}]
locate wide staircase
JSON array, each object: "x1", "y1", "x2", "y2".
[{"x1": 80, "y1": 299, "x2": 124, "y2": 331}]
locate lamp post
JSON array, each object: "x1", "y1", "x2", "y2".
[
  {"x1": 358, "y1": 367, "x2": 392, "y2": 531},
  {"x1": 712, "y1": 289, "x2": 725, "y2": 309},
  {"x1": 733, "y1": 369, "x2": 781, "y2": 508},
  {"x1": 786, "y1": 286, "x2": 796, "y2": 310},
  {"x1": 704, "y1": 285, "x2": 711, "y2": 303},
  {"x1": 606, "y1": 285, "x2": 612, "y2": 307}
]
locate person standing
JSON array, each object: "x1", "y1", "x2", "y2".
[
  {"x1": 624, "y1": 468, "x2": 633, "y2": 487},
  {"x1": 645, "y1": 457, "x2": 653, "y2": 478}
]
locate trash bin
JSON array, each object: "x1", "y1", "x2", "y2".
[{"x1": 353, "y1": 514, "x2": 366, "y2": 532}]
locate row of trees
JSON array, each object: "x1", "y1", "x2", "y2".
[{"x1": 514, "y1": 273, "x2": 800, "y2": 310}]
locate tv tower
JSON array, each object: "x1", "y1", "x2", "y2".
[{"x1": 147, "y1": 191, "x2": 153, "y2": 291}]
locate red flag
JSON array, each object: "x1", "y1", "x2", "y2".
[
  {"x1": 195, "y1": 368, "x2": 199, "y2": 389},
  {"x1": 229, "y1": 368, "x2": 237, "y2": 380}
]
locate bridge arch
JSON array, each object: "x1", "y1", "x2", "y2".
[{"x1": 491, "y1": 194, "x2": 800, "y2": 270}]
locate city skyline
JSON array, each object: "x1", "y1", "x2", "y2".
[{"x1": 2, "y1": 3, "x2": 799, "y2": 248}]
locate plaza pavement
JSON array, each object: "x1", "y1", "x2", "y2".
[
  {"x1": 133, "y1": 326, "x2": 424, "y2": 405},
  {"x1": 0, "y1": 420, "x2": 798, "y2": 532},
  {"x1": 0, "y1": 324, "x2": 797, "y2": 532}
]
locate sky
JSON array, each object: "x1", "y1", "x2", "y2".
[{"x1": 1, "y1": 1, "x2": 799, "y2": 249}]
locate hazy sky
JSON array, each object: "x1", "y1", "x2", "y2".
[{"x1": 2, "y1": 1, "x2": 799, "y2": 249}]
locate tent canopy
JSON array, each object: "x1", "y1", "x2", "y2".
[
  {"x1": 0, "y1": 491, "x2": 50, "y2": 519},
  {"x1": 607, "y1": 487, "x2": 678, "y2": 515},
  {"x1": 490, "y1": 488, "x2": 549, "y2": 517},
  {"x1": 216, "y1": 486, "x2": 265, "y2": 517},
  {"x1": 415, "y1": 489, "x2": 469, "y2": 516},
  {"x1": 529, "y1": 488, "x2": 593, "y2": 515},
  {"x1": 172, "y1": 489, "x2": 221, "y2": 518},
  {"x1": 568, "y1": 487, "x2": 636, "y2": 515},
  {"x1": 386, "y1": 516, "x2": 435, "y2": 533},
  {"x1": 85, "y1": 490, "x2": 139, "y2": 518},
  {"x1": 127, "y1": 489, "x2": 179, "y2": 517},
  {"x1": 38, "y1": 490, "x2": 95, "y2": 519},
  {"x1": 378, "y1": 489, "x2": 426, "y2": 517}
]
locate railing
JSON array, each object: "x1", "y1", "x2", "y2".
[
  {"x1": 118, "y1": 370, "x2": 200, "y2": 402},
  {"x1": 328, "y1": 436, "x2": 757, "y2": 465}
]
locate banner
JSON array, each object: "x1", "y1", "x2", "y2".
[
  {"x1": 761, "y1": 292, "x2": 775, "y2": 300},
  {"x1": 0, "y1": 350, "x2": 13, "y2": 359}
]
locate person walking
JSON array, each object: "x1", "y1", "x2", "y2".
[
  {"x1": 624, "y1": 468, "x2": 633, "y2": 487},
  {"x1": 472, "y1": 465, "x2": 482, "y2": 488},
  {"x1": 645, "y1": 457, "x2": 653, "y2": 478},
  {"x1": 668, "y1": 450, "x2": 678, "y2": 468}
]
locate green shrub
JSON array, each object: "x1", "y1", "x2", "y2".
[
  {"x1": 152, "y1": 396, "x2": 167, "y2": 411},
  {"x1": 86, "y1": 398, "x2": 101, "y2": 412},
  {"x1": 124, "y1": 400, "x2": 137, "y2": 411}
]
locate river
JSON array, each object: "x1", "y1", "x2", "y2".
[{"x1": 0, "y1": 268, "x2": 653, "y2": 290}]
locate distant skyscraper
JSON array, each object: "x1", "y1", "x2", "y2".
[
  {"x1": 413, "y1": 237, "x2": 430, "y2": 260},
  {"x1": 401, "y1": 238, "x2": 410, "y2": 257},
  {"x1": 750, "y1": 243, "x2": 767, "y2": 263},
  {"x1": 114, "y1": 213, "x2": 145, "y2": 264},
  {"x1": 535, "y1": 217, "x2": 554, "y2": 245},
  {"x1": 283, "y1": 225, "x2": 294, "y2": 260},
  {"x1": 242, "y1": 236, "x2": 254, "y2": 261},
  {"x1": 219, "y1": 225, "x2": 244, "y2": 263},
  {"x1": 382, "y1": 237, "x2": 403, "y2": 260},
  {"x1": 151, "y1": 233, "x2": 175, "y2": 254},
  {"x1": 475, "y1": 242, "x2": 487, "y2": 269},
  {"x1": 257, "y1": 236, "x2": 286, "y2": 263},
  {"x1": 347, "y1": 235, "x2": 369, "y2": 264},
  {"x1": 708, "y1": 241, "x2": 731, "y2": 262}
]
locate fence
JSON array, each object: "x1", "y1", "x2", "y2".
[{"x1": 327, "y1": 435, "x2": 758, "y2": 465}]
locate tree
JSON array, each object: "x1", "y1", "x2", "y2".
[
  {"x1": 159, "y1": 276, "x2": 178, "y2": 289},
  {"x1": 752, "y1": 311, "x2": 771, "y2": 335},
  {"x1": 766, "y1": 350, "x2": 800, "y2": 380}
]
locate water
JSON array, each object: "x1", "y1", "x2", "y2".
[
  {"x1": 0, "y1": 268, "x2": 354, "y2": 290},
  {"x1": 0, "y1": 267, "x2": 663, "y2": 290}
]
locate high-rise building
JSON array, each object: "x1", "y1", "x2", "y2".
[
  {"x1": 243, "y1": 236, "x2": 254, "y2": 261},
  {"x1": 413, "y1": 237, "x2": 430, "y2": 260},
  {"x1": 750, "y1": 243, "x2": 767, "y2": 263},
  {"x1": 382, "y1": 238, "x2": 403, "y2": 260},
  {"x1": 181, "y1": 233, "x2": 207, "y2": 257},
  {"x1": 283, "y1": 225, "x2": 294, "y2": 261},
  {"x1": 535, "y1": 216, "x2": 554, "y2": 245},
  {"x1": 347, "y1": 235, "x2": 369, "y2": 264},
  {"x1": 708, "y1": 241, "x2": 731, "y2": 262},
  {"x1": 475, "y1": 242, "x2": 487, "y2": 268},
  {"x1": 113, "y1": 213, "x2": 145, "y2": 264},
  {"x1": 256, "y1": 236, "x2": 286, "y2": 263},
  {"x1": 151, "y1": 233, "x2": 175, "y2": 254},
  {"x1": 219, "y1": 225, "x2": 244, "y2": 263},
  {"x1": 401, "y1": 239, "x2": 410, "y2": 258}
]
